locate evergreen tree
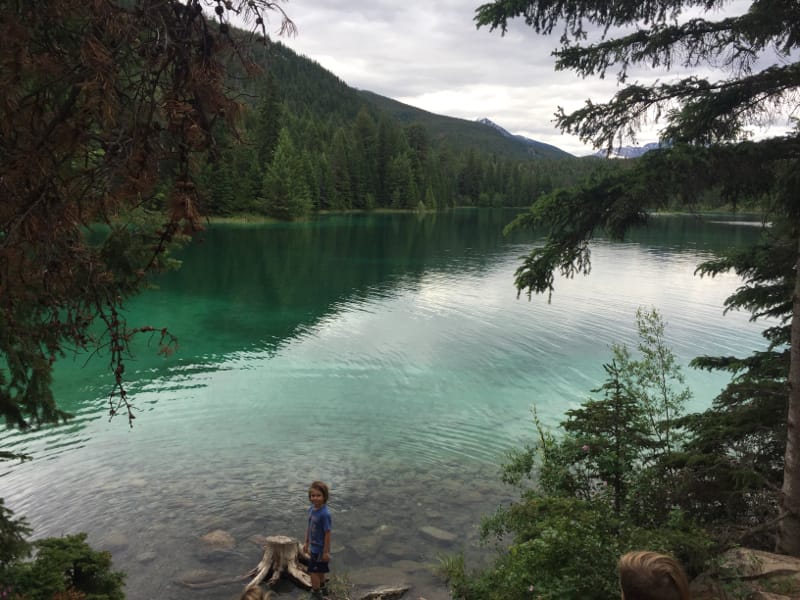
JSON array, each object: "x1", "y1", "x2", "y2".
[
  {"x1": 476, "y1": 0, "x2": 800, "y2": 554},
  {"x1": 329, "y1": 128, "x2": 354, "y2": 209},
  {"x1": 423, "y1": 184, "x2": 438, "y2": 211},
  {"x1": 405, "y1": 123, "x2": 430, "y2": 192},
  {"x1": 261, "y1": 128, "x2": 311, "y2": 220},
  {"x1": 0, "y1": 0, "x2": 293, "y2": 425},
  {"x1": 630, "y1": 307, "x2": 692, "y2": 456},
  {"x1": 563, "y1": 351, "x2": 647, "y2": 516},
  {"x1": 458, "y1": 149, "x2": 482, "y2": 204},
  {"x1": 387, "y1": 152, "x2": 418, "y2": 209},
  {"x1": 254, "y1": 70, "x2": 284, "y2": 169},
  {"x1": 433, "y1": 144, "x2": 459, "y2": 209},
  {"x1": 675, "y1": 227, "x2": 792, "y2": 545},
  {"x1": 315, "y1": 153, "x2": 335, "y2": 211},
  {"x1": 377, "y1": 114, "x2": 403, "y2": 205},
  {"x1": 0, "y1": 0, "x2": 295, "y2": 581},
  {"x1": 352, "y1": 107, "x2": 379, "y2": 209},
  {"x1": 205, "y1": 142, "x2": 261, "y2": 215}
]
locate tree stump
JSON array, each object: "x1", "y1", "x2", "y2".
[
  {"x1": 245, "y1": 535, "x2": 311, "y2": 591},
  {"x1": 179, "y1": 533, "x2": 410, "y2": 600}
]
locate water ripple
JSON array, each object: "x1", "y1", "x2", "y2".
[{"x1": 0, "y1": 214, "x2": 772, "y2": 600}]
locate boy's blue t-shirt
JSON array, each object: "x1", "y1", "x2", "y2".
[{"x1": 308, "y1": 504, "x2": 332, "y2": 555}]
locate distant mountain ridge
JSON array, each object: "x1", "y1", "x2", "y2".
[
  {"x1": 593, "y1": 142, "x2": 663, "y2": 159},
  {"x1": 476, "y1": 118, "x2": 572, "y2": 158},
  {"x1": 358, "y1": 91, "x2": 574, "y2": 160}
]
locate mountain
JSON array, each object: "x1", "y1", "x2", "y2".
[
  {"x1": 593, "y1": 142, "x2": 663, "y2": 159},
  {"x1": 229, "y1": 39, "x2": 575, "y2": 161},
  {"x1": 358, "y1": 91, "x2": 574, "y2": 161},
  {"x1": 476, "y1": 118, "x2": 572, "y2": 159}
]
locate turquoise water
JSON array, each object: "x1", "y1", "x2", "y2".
[{"x1": 0, "y1": 210, "x2": 770, "y2": 599}]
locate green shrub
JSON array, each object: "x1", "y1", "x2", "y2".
[
  {"x1": 3, "y1": 533, "x2": 125, "y2": 600},
  {"x1": 0, "y1": 500, "x2": 31, "y2": 569},
  {"x1": 439, "y1": 309, "x2": 715, "y2": 599}
]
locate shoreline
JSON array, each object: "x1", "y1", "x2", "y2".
[{"x1": 202, "y1": 205, "x2": 765, "y2": 226}]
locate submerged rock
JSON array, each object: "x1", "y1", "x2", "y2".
[
  {"x1": 418, "y1": 526, "x2": 456, "y2": 543},
  {"x1": 357, "y1": 585, "x2": 410, "y2": 600},
  {"x1": 351, "y1": 534, "x2": 381, "y2": 558},
  {"x1": 136, "y1": 551, "x2": 157, "y2": 564},
  {"x1": 391, "y1": 559, "x2": 429, "y2": 573},
  {"x1": 101, "y1": 531, "x2": 129, "y2": 552},
  {"x1": 200, "y1": 528, "x2": 236, "y2": 549}
]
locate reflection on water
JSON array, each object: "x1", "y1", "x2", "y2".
[{"x1": 0, "y1": 210, "x2": 773, "y2": 600}]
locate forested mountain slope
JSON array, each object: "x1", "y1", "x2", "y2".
[
  {"x1": 360, "y1": 90, "x2": 573, "y2": 160},
  {"x1": 199, "y1": 34, "x2": 614, "y2": 219}
]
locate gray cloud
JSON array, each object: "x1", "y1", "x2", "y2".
[{"x1": 269, "y1": 0, "x2": 791, "y2": 156}]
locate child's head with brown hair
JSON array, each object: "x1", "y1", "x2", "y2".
[
  {"x1": 618, "y1": 551, "x2": 690, "y2": 600},
  {"x1": 308, "y1": 480, "x2": 329, "y2": 503}
]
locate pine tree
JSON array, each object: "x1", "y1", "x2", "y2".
[
  {"x1": 261, "y1": 128, "x2": 311, "y2": 220},
  {"x1": 377, "y1": 114, "x2": 403, "y2": 205},
  {"x1": 388, "y1": 153, "x2": 417, "y2": 209},
  {"x1": 352, "y1": 107, "x2": 379, "y2": 209},
  {"x1": 562, "y1": 349, "x2": 648, "y2": 516},
  {"x1": 329, "y1": 128, "x2": 354, "y2": 210},
  {"x1": 0, "y1": 0, "x2": 294, "y2": 575},
  {"x1": 476, "y1": 0, "x2": 800, "y2": 555},
  {"x1": 254, "y1": 70, "x2": 284, "y2": 170}
]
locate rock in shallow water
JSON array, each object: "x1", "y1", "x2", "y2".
[
  {"x1": 418, "y1": 526, "x2": 456, "y2": 543},
  {"x1": 391, "y1": 559, "x2": 430, "y2": 573},
  {"x1": 200, "y1": 528, "x2": 236, "y2": 549},
  {"x1": 100, "y1": 530, "x2": 129, "y2": 552},
  {"x1": 136, "y1": 551, "x2": 157, "y2": 564}
]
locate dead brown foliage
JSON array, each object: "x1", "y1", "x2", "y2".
[{"x1": 0, "y1": 0, "x2": 292, "y2": 429}]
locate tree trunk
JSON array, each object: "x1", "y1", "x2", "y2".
[
  {"x1": 777, "y1": 237, "x2": 800, "y2": 556},
  {"x1": 245, "y1": 535, "x2": 311, "y2": 590}
]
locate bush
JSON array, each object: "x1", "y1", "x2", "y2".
[
  {"x1": 2, "y1": 533, "x2": 125, "y2": 600},
  {"x1": 0, "y1": 500, "x2": 31, "y2": 569},
  {"x1": 440, "y1": 308, "x2": 715, "y2": 599}
]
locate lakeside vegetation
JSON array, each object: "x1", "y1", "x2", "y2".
[
  {"x1": 440, "y1": 309, "x2": 731, "y2": 598},
  {"x1": 440, "y1": 0, "x2": 799, "y2": 595}
]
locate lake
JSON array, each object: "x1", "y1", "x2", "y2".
[{"x1": 0, "y1": 210, "x2": 771, "y2": 600}]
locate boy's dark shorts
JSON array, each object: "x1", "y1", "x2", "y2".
[{"x1": 308, "y1": 552, "x2": 330, "y2": 574}]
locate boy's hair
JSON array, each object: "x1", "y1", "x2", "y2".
[
  {"x1": 308, "y1": 480, "x2": 329, "y2": 503},
  {"x1": 618, "y1": 551, "x2": 690, "y2": 600}
]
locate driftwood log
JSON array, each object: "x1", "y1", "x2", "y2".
[{"x1": 245, "y1": 535, "x2": 311, "y2": 590}]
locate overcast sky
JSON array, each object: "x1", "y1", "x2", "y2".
[{"x1": 258, "y1": 0, "x2": 789, "y2": 157}]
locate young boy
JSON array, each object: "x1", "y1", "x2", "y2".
[{"x1": 303, "y1": 480, "x2": 332, "y2": 599}]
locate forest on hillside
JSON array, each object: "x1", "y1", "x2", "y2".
[{"x1": 193, "y1": 40, "x2": 624, "y2": 219}]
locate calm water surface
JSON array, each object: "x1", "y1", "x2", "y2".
[{"x1": 0, "y1": 210, "x2": 771, "y2": 599}]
